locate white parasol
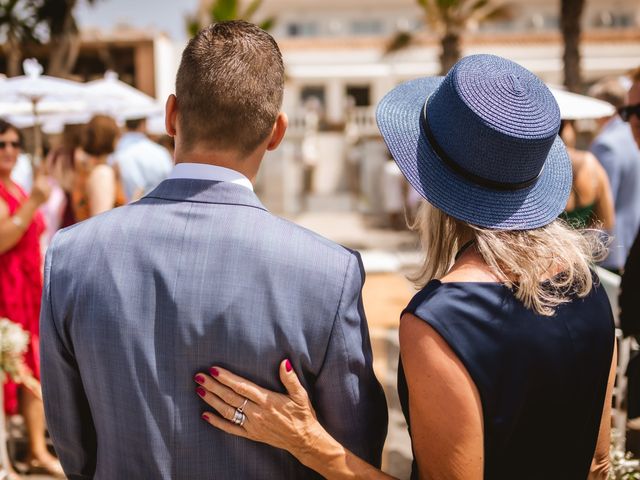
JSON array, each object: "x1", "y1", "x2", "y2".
[
  {"x1": 83, "y1": 71, "x2": 163, "y2": 121},
  {"x1": 548, "y1": 86, "x2": 616, "y2": 120},
  {"x1": 0, "y1": 59, "x2": 87, "y2": 164}
]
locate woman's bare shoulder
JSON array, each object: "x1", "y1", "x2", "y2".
[{"x1": 89, "y1": 164, "x2": 115, "y2": 180}]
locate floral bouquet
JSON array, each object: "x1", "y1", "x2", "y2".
[
  {"x1": 610, "y1": 429, "x2": 640, "y2": 480},
  {"x1": 0, "y1": 318, "x2": 41, "y2": 399}
]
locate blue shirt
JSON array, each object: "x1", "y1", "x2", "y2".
[
  {"x1": 591, "y1": 116, "x2": 640, "y2": 271},
  {"x1": 114, "y1": 132, "x2": 174, "y2": 201}
]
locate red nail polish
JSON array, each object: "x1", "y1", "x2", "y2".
[
  {"x1": 194, "y1": 375, "x2": 205, "y2": 384},
  {"x1": 196, "y1": 387, "x2": 206, "y2": 397},
  {"x1": 210, "y1": 367, "x2": 219, "y2": 377},
  {"x1": 202, "y1": 413, "x2": 209, "y2": 421},
  {"x1": 285, "y1": 359, "x2": 292, "y2": 372}
]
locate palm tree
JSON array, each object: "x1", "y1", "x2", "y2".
[
  {"x1": 36, "y1": 0, "x2": 99, "y2": 77},
  {"x1": 187, "y1": 0, "x2": 275, "y2": 37},
  {"x1": 0, "y1": 0, "x2": 40, "y2": 77},
  {"x1": 560, "y1": 0, "x2": 585, "y2": 92},
  {"x1": 420, "y1": 0, "x2": 512, "y2": 74},
  {"x1": 387, "y1": 0, "x2": 510, "y2": 75}
]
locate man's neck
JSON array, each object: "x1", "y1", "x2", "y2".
[{"x1": 175, "y1": 150, "x2": 257, "y2": 181}]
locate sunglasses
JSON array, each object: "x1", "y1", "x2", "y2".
[
  {"x1": 0, "y1": 141, "x2": 20, "y2": 150},
  {"x1": 619, "y1": 104, "x2": 640, "y2": 122}
]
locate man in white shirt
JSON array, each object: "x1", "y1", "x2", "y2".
[{"x1": 114, "y1": 117, "x2": 173, "y2": 201}]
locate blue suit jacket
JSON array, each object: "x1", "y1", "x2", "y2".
[
  {"x1": 591, "y1": 116, "x2": 640, "y2": 270},
  {"x1": 41, "y1": 179, "x2": 387, "y2": 479}
]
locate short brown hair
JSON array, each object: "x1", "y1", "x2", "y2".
[
  {"x1": 630, "y1": 66, "x2": 640, "y2": 84},
  {"x1": 83, "y1": 115, "x2": 119, "y2": 156},
  {"x1": 175, "y1": 21, "x2": 284, "y2": 154},
  {"x1": 587, "y1": 77, "x2": 628, "y2": 109}
]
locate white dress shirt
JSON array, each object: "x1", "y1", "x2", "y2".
[
  {"x1": 168, "y1": 162, "x2": 253, "y2": 191},
  {"x1": 115, "y1": 132, "x2": 174, "y2": 201}
]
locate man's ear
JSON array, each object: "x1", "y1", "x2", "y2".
[
  {"x1": 266, "y1": 112, "x2": 288, "y2": 151},
  {"x1": 165, "y1": 94, "x2": 178, "y2": 136}
]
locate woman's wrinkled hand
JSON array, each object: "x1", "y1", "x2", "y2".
[{"x1": 194, "y1": 359, "x2": 324, "y2": 461}]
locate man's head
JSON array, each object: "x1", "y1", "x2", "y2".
[
  {"x1": 83, "y1": 115, "x2": 119, "y2": 156},
  {"x1": 623, "y1": 67, "x2": 640, "y2": 148},
  {"x1": 588, "y1": 76, "x2": 628, "y2": 110},
  {"x1": 168, "y1": 21, "x2": 286, "y2": 163},
  {"x1": 125, "y1": 117, "x2": 147, "y2": 132}
]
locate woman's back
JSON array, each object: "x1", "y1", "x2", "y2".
[
  {"x1": 398, "y1": 277, "x2": 614, "y2": 479},
  {"x1": 563, "y1": 148, "x2": 615, "y2": 230}
]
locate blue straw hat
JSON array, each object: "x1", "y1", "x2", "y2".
[{"x1": 376, "y1": 54, "x2": 571, "y2": 230}]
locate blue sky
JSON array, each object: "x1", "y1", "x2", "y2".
[{"x1": 75, "y1": 0, "x2": 200, "y2": 41}]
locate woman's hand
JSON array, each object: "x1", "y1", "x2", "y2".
[
  {"x1": 194, "y1": 359, "x2": 325, "y2": 462},
  {"x1": 195, "y1": 360, "x2": 397, "y2": 480},
  {"x1": 29, "y1": 166, "x2": 52, "y2": 206}
]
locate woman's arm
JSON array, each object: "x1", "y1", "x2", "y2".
[
  {"x1": 87, "y1": 164, "x2": 116, "y2": 217},
  {"x1": 592, "y1": 154, "x2": 615, "y2": 231},
  {"x1": 0, "y1": 174, "x2": 50, "y2": 253},
  {"x1": 589, "y1": 339, "x2": 617, "y2": 480},
  {"x1": 196, "y1": 361, "x2": 396, "y2": 480},
  {"x1": 399, "y1": 313, "x2": 484, "y2": 480}
]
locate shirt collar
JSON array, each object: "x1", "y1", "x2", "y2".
[{"x1": 168, "y1": 163, "x2": 254, "y2": 191}]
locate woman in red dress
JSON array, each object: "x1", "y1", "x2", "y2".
[{"x1": 0, "y1": 119, "x2": 63, "y2": 478}]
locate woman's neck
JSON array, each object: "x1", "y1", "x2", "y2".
[
  {"x1": 443, "y1": 248, "x2": 503, "y2": 283},
  {"x1": 88, "y1": 154, "x2": 109, "y2": 166},
  {"x1": 0, "y1": 173, "x2": 13, "y2": 188}
]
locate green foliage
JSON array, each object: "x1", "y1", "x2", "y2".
[
  {"x1": 187, "y1": 0, "x2": 275, "y2": 37},
  {"x1": 0, "y1": 0, "x2": 41, "y2": 43},
  {"x1": 418, "y1": 0, "x2": 511, "y2": 33},
  {"x1": 384, "y1": 30, "x2": 413, "y2": 55},
  {"x1": 210, "y1": 0, "x2": 238, "y2": 22},
  {"x1": 0, "y1": 0, "x2": 100, "y2": 43}
]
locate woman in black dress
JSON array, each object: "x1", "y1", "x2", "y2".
[{"x1": 193, "y1": 54, "x2": 616, "y2": 479}]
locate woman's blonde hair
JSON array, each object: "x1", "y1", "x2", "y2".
[{"x1": 410, "y1": 201, "x2": 608, "y2": 316}]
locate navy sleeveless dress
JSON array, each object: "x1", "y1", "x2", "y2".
[{"x1": 398, "y1": 277, "x2": 615, "y2": 479}]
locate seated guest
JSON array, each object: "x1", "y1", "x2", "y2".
[{"x1": 195, "y1": 55, "x2": 616, "y2": 480}]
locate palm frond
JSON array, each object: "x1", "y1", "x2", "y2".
[
  {"x1": 259, "y1": 17, "x2": 275, "y2": 31},
  {"x1": 211, "y1": 0, "x2": 238, "y2": 22},
  {"x1": 186, "y1": 16, "x2": 201, "y2": 37},
  {"x1": 384, "y1": 30, "x2": 414, "y2": 55}
]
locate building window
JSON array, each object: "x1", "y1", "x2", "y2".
[
  {"x1": 543, "y1": 14, "x2": 559, "y2": 29},
  {"x1": 593, "y1": 11, "x2": 636, "y2": 28},
  {"x1": 301, "y1": 86, "x2": 326, "y2": 108},
  {"x1": 287, "y1": 22, "x2": 319, "y2": 37},
  {"x1": 350, "y1": 20, "x2": 384, "y2": 36},
  {"x1": 346, "y1": 85, "x2": 371, "y2": 107}
]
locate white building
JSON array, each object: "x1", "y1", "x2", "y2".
[{"x1": 243, "y1": 0, "x2": 640, "y2": 128}]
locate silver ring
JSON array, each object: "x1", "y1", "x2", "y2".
[
  {"x1": 232, "y1": 409, "x2": 246, "y2": 426},
  {"x1": 237, "y1": 398, "x2": 248, "y2": 414}
]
